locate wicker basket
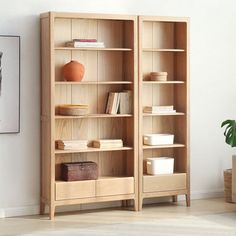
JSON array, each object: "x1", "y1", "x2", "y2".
[{"x1": 224, "y1": 169, "x2": 232, "y2": 203}]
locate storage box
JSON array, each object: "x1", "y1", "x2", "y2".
[
  {"x1": 150, "y1": 72, "x2": 168, "y2": 81},
  {"x1": 61, "y1": 161, "x2": 98, "y2": 181},
  {"x1": 143, "y1": 134, "x2": 174, "y2": 145},
  {"x1": 146, "y1": 157, "x2": 174, "y2": 175}
]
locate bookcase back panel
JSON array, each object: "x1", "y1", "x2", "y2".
[
  {"x1": 71, "y1": 85, "x2": 98, "y2": 113},
  {"x1": 142, "y1": 21, "x2": 186, "y2": 49},
  {"x1": 174, "y1": 148, "x2": 188, "y2": 173},
  {"x1": 55, "y1": 120, "x2": 72, "y2": 140},
  {"x1": 174, "y1": 116, "x2": 187, "y2": 144},
  {"x1": 55, "y1": 85, "x2": 72, "y2": 113},
  {"x1": 142, "y1": 84, "x2": 174, "y2": 106},
  {"x1": 175, "y1": 53, "x2": 187, "y2": 81},
  {"x1": 55, "y1": 51, "x2": 71, "y2": 81},
  {"x1": 123, "y1": 52, "x2": 134, "y2": 82},
  {"x1": 54, "y1": 18, "x2": 133, "y2": 48},
  {"x1": 72, "y1": 51, "x2": 98, "y2": 82},
  {"x1": 142, "y1": 52, "x2": 174, "y2": 81}
]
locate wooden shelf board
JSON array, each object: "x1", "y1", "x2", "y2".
[
  {"x1": 143, "y1": 143, "x2": 185, "y2": 149},
  {"x1": 143, "y1": 48, "x2": 185, "y2": 52},
  {"x1": 55, "y1": 146, "x2": 133, "y2": 154},
  {"x1": 142, "y1": 81, "x2": 185, "y2": 84},
  {"x1": 56, "y1": 176, "x2": 134, "y2": 183},
  {"x1": 55, "y1": 114, "x2": 133, "y2": 119},
  {"x1": 143, "y1": 112, "x2": 185, "y2": 116},
  {"x1": 55, "y1": 81, "x2": 133, "y2": 85},
  {"x1": 55, "y1": 47, "x2": 132, "y2": 51}
]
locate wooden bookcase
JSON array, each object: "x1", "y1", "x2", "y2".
[
  {"x1": 138, "y1": 16, "x2": 190, "y2": 209},
  {"x1": 40, "y1": 12, "x2": 138, "y2": 219}
]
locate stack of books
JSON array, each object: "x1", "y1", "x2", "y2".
[
  {"x1": 56, "y1": 140, "x2": 88, "y2": 150},
  {"x1": 92, "y1": 139, "x2": 123, "y2": 149},
  {"x1": 105, "y1": 91, "x2": 132, "y2": 114},
  {"x1": 65, "y1": 39, "x2": 105, "y2": 48},
  {"x1": 143, "y1": 105, "x2": 176, "y2": 114}
]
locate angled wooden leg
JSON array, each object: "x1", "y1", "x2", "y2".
[
  {"x1": 49, "y1": 204, "x2": 55, "y2": 220},
  {"x1": 172, "y1": 195, "x2": 178, "y2": 203},
  {"x1": 40, "y1": 201, "x2": 45, "y2": 215},
  {"x1": 185, "y1": 194, "x2": 190, "y2": 207}
]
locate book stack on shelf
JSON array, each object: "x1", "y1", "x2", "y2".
[
  {"x1": 92, "y1": 139, "x2": 123, "y2": 149},
  {"x1": 106, "y1": 91, "x2": 132, "y2": 115},
  {"x1": 56, "y1": 140, "x2": 88, "y2": 150},
  {"x1": 65, "y1": 39, "x2": 105, "y2": 48},
  {"x1": 143, "y1": 105, "x2": 176, "y2": 114}
]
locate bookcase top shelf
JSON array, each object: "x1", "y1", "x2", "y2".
[
  {"x1": 55, "y1": 47, "x2": 133, "y2": 51},
  {"x1": 55, "y1": 114, "x2": 133, "y2": 119},
  {"x1": 55, "y1": 81, "x2": 133, "y2": 85},
  {"x1": 142, "y1": 48, "x2": 185, "y2": 52},
  {"x1": 55, "y1": 146, "x2": 133, "y2": 154}
]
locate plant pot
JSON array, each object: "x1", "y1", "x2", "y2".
[
  {"x1": 224, "y1": 169, "x2": 232, "y2": 203},
  {"x1": 62, "y1": 60, "x2": 85, "y2": 82}
]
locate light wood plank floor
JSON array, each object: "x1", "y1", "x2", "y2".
[{"x1": 0, "y1": 198, "x2": 236, "y2": 235}]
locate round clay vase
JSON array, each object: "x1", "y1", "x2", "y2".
[{"x1": 62, "y1": 60, "x2": 85, "y2": 82}]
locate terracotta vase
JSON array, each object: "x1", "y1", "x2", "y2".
[{"x1": 62, "y1": 60, "x2": 85, "y2": 82}]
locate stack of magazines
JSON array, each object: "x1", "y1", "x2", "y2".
[{"x1": 65, "y1": 39, "x2": 105, "y2": 48}]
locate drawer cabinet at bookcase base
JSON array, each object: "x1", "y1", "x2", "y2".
[
  {"x1": 143, "y1": 173, "x2": 186, "y2": 193},
  {"x1": 55, "y1": 177, "x2": 134, "y2": 201}
]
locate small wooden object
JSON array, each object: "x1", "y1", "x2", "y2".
[
  {"x1": 150, "y1": 72, "x2": 168, "y2": 81},
  {"x1": 61, "y1": 161, "x2": 98, "y2": 181},
  {"x1": 58, "y1": 104, "x2": 88, "y2": 116},
  {"x1": 224, "y1": 169, "x2": 232, "y2": 203}
]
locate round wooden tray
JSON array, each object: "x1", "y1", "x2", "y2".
[{"x1": 58, "y1": 104, "x2": 89, "y2": 116}]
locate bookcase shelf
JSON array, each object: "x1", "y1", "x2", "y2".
[
  {"x1": 55, "y1": 81, "x2": 133, "y2": 85},
  {"x1": 55, "y1": 47, "x2": 133, "y2": 51},
  {"x1": 142, "y1": 48, "x2": 185, "y2": 52},
  {"x1": 41, "y1": 12, "x2": 138, "y2": 219},
  {"x1": 55, "y1": 146, "x2": 133, "y2": 154},
  {"x1": 55, "y1": 114, "x2": 133, "y2": 119},
  {"x1": 138, "y1": 16, "x2": 190, "y2": 210}
]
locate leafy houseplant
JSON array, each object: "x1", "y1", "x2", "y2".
[
  {"x1": 221, "y1": 120, "x2": 236, "y2": 147},
  {"x1": 221, "y1": 119, "x2": 236, "y2": 203}
]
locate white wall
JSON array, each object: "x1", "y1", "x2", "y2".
[{"x1": 1, "y1": 0, "x2": 236, "y2": 217}]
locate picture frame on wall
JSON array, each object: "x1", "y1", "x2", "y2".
[{"x1": 0, "y1": 35, "x2": 20, "y2": 134}]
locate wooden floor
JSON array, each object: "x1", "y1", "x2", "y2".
[{"x1": 0, "y1": 198, "x2": 236, "y2": 235}]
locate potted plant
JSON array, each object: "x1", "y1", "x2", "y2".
[{"x1": 221, "y1": 119, "x2": 236, "y2": 202}]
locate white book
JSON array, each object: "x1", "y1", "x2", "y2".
[{"x1": 66, "y1": 41, "x2": 105, "y2": 48}]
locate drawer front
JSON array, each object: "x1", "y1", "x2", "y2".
[
  {"x1": 143, "y1": 173, "x2": 186, "y2": 193},
  {"x1": 96, "y1": 177, "x2": 134, "y2": 197},
  {"x1": 55, "y1": 180, "x2": 95, "y2": 200}
]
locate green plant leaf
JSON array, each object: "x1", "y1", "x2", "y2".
[{"x1": 221, "y1": 119, "x2": 236, "y2": 147}]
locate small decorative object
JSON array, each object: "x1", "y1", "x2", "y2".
[
  {"x1": 62, "y1": 60, "x2": 85, "y2": 82},
  {"x1": 61, "y1": 161, "x2": 98, "y2": 181},
  {"x1": 221, "y1": 119, "x2": 236, "y2": 203},
  {"x1": 143, "y1": 134, "x2": 174, "y2": 145},
  {"x1": 92, "y1": 139, "x2": 123, "y2": 148},
  {"x1": 58, "y1": 104, "x2": 88, "y2": 116},
  {"x1": 150, "y1": 72, "x2": 168, "y2": 81},
  {"x1": 0, "y1": 35, "x2": 20, "y2": 133},
  {"x1": 146, "y1": 157, "x2": 174, "y2": 175}
]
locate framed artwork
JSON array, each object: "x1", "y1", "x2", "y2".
[{"x1": 0, "y1": 35, "x2": 20, "y2": 133}]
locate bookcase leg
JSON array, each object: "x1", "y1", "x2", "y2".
[
  {"x1": 40, "y1": 201, "x2": 45, "y2": 215},
  {"x1": 134, "y1": 199, "x2": 139, "y2": 211},
  {"x1": 172, "y1": 195, "x2": 178, "y2": 203},
  {"x1": 138, "y1": 198, "x2": 143, "y2": 211},
  {"x1": 49, "y1": 204, "x2": 55, "y2": 220},
  {"x1": 185, "y1": 194, "x2": 190, "y2": 207}
]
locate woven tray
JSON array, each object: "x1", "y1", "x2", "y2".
[{"x1": 58, "y1": 104, "x2": 88, "y2": 116}]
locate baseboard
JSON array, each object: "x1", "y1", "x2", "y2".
[{"x1": 0, "y1": 189, "x2": 224, "y2": 218}]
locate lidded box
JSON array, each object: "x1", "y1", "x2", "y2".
[
  {"x1": 143, "y1": 134, "x2": 174, "y2": 145},
  {"x1": 150, "y1": 72, "x2": 168, "y2": 81},
  {"x1": 146, "y1": 157, "x2": 174, "y2": 175}
]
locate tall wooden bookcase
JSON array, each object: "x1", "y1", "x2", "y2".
[
  {"x1": 40, "y1": 12, "x2": 138, "y2": 219},
  {"x1": 138, "y1": 16, "x2": 190, "y2": 209}
]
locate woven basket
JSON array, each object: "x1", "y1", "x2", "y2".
[{"x1": 224, "y1": 169, "x2": 232, "y2": 203}]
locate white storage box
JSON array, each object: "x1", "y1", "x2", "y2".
[
  {"x1": 143, "y1": 134, "x2": 174, "y2": 145},
  {"x1": 146, "y1": 157, "x2": 174, "y2": 175}
]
